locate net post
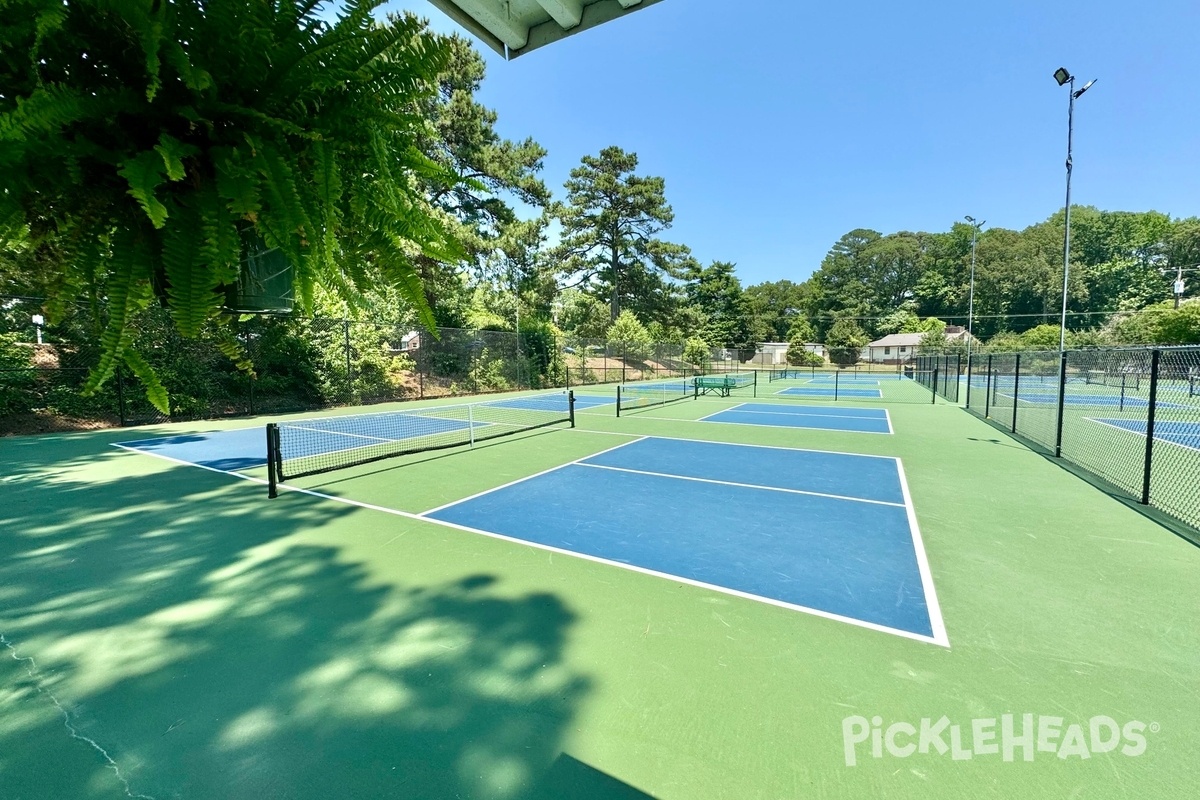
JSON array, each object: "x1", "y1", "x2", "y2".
[
  {"x1": 468, "y1": 404, "x2": 475, "y2": 446},
  {"x1": 834, "y1": 369, "x2": 839, "y2": 401},
  {"x1": 1141, "y1": 349, "x2": 1161, "y2": 505},
  {"x1": 1120, "y1": 374, "x2": 1126, "y2": 412},
  {"x1": 266, "y1": 423, "x2": 279, "y2": 499},
  {"x1": 753, "y1": 369, "x2": 758, "y2": 397},
  {"x1": 1011, "y1": 354, "x2": 1021, "y2": 434},
  {"x1": 568, "y1": 390, "x2": 576, "y2": 428},
  {"x1": 930, "y1": 366, "x2": 937, "y2": 404},
  {"x1": 616, "y1": 386, "x2": 621, "y2": 418},
  {"x1": 984, "y1": 356, "x2": 992, "y2": 418}
]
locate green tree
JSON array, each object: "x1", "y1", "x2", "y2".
[
  {"x1": 606, "y1": 309, "x2": 653, "y2": 362},
  {"x1": 744, "y1": 279, "x2": 810, "y2": 341},
  {"x1": 1020, "y1": 324, "x2": 1065, "y2": 350},
  {"x1": 786, "y1": 337, "x2": 822, "y2": 367},
  {"x1": 1113, "y1": 301, "x2": 1200, "y2": 345},
  {"x1": 557, "y1": 289, "x2": 610, "y2": 340},
  {"x1": 553, "y1": 146, "x2": 690, "y2": 322},
  {"x1": 786, "y1": 318, "x2": 817, "y2": 343},
  {"x1": 824, "y1": 319, "x2": 869, "y2": 366},
  {"x1": 685, "y1": 260, "x2": 756, "y2": 352},
  {"x1": 683, "y1": 337, "x2": 711, "y2": 367},
  {"x1": 1, "y1": 3, "x2": 461, "y2": 411},
  {"x1": 416, "y1": 34, "x2": 551, "y2": 322}
]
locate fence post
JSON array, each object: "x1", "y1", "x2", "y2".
[
  {"x1": 1054, "y1": 350, "x2": 1068, "y2": 458},
  {"x1": 965, "y1": 354, "x2": 973, "y2": 408},
  {"x1": 1141, "y1": 349, "x2": 1161, "y2": 505},
  {"x1": 249, "y1": 376, "x2": 256, "y2": 416},
  {"x1": 930, "y1": 366, "x2": 937, "y2": 404},
  {"x1": 984, "y1": 356, "x2": 992, "y2": 418},
  {"x1": 115, "y1": 363, "x2": 127, "y2": 426},
  {"x1": 1011, "y1": 354, "x2": 1021, "y2": 434},
  {"x1": 343, "y1": 320, "x2": 352, "y2": 402},
  {"x1": 616, "y1": 386, "x2": 621, "y2": 418},
  {"x1": 834, "y1": 369, "x2": 839, "y2": 401}
]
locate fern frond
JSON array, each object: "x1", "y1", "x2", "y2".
[
  {"x1": 118, "y1": 150, "x2": 170, "y2": 228},
  {"x1": 121, "y1": 347, "x2": 170, "y2": 414}
]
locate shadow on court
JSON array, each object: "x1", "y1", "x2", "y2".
[{"x1": 0, "y1": 434, "x2": 648, "y2": 799}]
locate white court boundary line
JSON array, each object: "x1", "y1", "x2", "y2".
[
  {"x1": 1085, "y1": 417, "x2": 1200, "y2": 454},
  {"x1": 699, "y1": 403, "x2": 889, "y2": 421},
  {"x1": 776, "y1": 388, "x2": 883, "y2": 399},
  {"x1": 112, "y1": 432, "x2": 948, "y2": 647},
  {"x1": 688, "y1": 415, "x2": 892, "y2": 436},
  {"x1": 417, "y1": 436, "x2": 646, "y2": 516},
  {"x1": 574, "y1": 462, "x2": 905, "y2": 507},
  {"x1": 895, "y1": 460, "x2": 949, "y2": 647}
]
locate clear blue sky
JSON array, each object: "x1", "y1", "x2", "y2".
[{"x1": 382, "y1": 0, "x2": 1200, "y2": 286}]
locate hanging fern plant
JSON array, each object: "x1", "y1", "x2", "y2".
[{"x1": 0, "y1": 0, "x2": 462, "y2": 413}]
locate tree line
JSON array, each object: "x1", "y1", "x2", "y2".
[{"x1": 3, "y1": 3, "x2": 1198, "y2": 411}]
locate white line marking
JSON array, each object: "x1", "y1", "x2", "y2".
[
  {"x1": 568, "y1": 428, "x2": 900, "y2": 461},
  {"x1": 672, "y1": 415, "x2": 892, "y2": 435},
  {"x1": 417, "y1": 436, "x2": 648, "y2": 516},
  {"x1": 112, "y1": 435, "x2": 947, "y2": 647},
  {"x1": 884, "y1": 408, "x2": 895, "y2": 435},
  {"x1": 1085, "y1": 417, "x2": 1200, "y2": 454},
  {"x1": 696, "y1": 402, "x2": 747, "y2": 422},
  {"x1": 574, "y1": 462, "x2": 905, "y2": 507},
  {"x1": 895, "y1": 459, "x2": 950, "y2": 647},
  {"x1": 710, "y1": 408, "x2": 887, "y2": 420}
]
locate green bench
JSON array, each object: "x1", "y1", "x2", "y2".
[{"x1": 694, "y1": 372, "x2": 756, "y2": 397}]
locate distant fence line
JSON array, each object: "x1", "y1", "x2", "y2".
[
  {"x1": 916, "y1": 347, "x2": 1200, "y2": 541},
  {"x1": 0, "y1": 297, "x2": 803, "y2": 433}
]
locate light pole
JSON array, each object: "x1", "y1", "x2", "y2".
[
  {"x1": 1052, "y1": 67, "x2": 1096, "y2": 459},
  {"x1": 31, "y1": 313, "x2": 44, "y2": 345},
  {"x1": 1053, "y1": 67, "x2": 1097, "y2": 353},
  {"x1": 964, "y1": 216, "x2": 984, "y2": 361}
]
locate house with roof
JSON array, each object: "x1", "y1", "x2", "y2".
[{"x1": 862, "y1": 327, "x2": 973, "y2": 364}]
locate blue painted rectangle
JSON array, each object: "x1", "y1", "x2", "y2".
[
  {"x1": 777, "y1": 387, "x2": 883, "y2": 398},
  {"x1": 579, "y1": 437, "x2": 903, "y2": 504},
  {"x1": 701, "y1": 408, "x2": 890, "y2": 433},
  {"x1": 721, "y1": 403, "x2": 888, "y2": 419},
  {"x1": 808, "y1": 379, "x2": 879, "y2": 386},
  {"x1": 1008, "y1": 393, "x2": 1186, "y2": 409},
  {"x1": 427, "y1": 439, "x2": 932, "y2": 638},
  {"x1": 1091, "y1": 418, "x2": 1200, "y2": 452}
]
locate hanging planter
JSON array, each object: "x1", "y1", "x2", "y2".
[{"x1": 225, "y1": 229, "x2": 295, "y2": 314}]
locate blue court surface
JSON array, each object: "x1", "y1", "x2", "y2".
[
  {"x1": 424, "y1": 437, "x2": 945, "y2": 644},
  {"x1": 699, "y1": 403, "x2": 891, "y2": 433},
  {"x1": 807, "y1": 378, "x2": 879, "y2": 386},
  {"x1": 113, "y1": 392, "x2": 589, "y2": 470},
  {"x1": 1090, "y1": 418, "x2": 1200, "y2": 451},
  {"x1": 777, "y1": 386, "x2": 882, "y2": 398},
  {"x1": 1003, "y1": 392, "x2": 1187, "y2": 409}
]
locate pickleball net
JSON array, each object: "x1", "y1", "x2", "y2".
[
  {"x1": 616, "y1": 379, "x2": 695, "y2": 416},
  {"x1": 266, "y1": 392, "x2": 575, "y2": 496}
]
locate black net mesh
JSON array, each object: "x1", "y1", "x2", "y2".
[
  {"x1": 616, "y1": 378, "x2": 695, "y2": 415},
  {"x1": 274, "y1": 392, "x2": 573, "y2": 481}
]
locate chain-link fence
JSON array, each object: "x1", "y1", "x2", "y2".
[
  {"x1": 0, "y1": 296, "x2": 567, "y2": 434},
  {"x1": 913, "y1": 353, "x2": 963, "y2": 403},
  {"x1": 965, "y1": 346, "x2": 1200, "y2": 542}
]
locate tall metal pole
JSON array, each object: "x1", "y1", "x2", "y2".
[{"x1": 1059, "y1": 76, "x2": 1075, "y2": 355}]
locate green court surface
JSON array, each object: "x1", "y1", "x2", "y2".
[{"x1": 2, "y1": 386, "x2": 1198, "y2": 799}]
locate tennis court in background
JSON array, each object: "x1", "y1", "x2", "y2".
[
  {"x1": 777, "y1": 386, "x2": 883, "y2": 399},
  {"x1": 698, "y1": 403, "x2": 892, "y2": 433}
]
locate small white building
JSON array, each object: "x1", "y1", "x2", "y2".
[
  {"x1": 862, "y1": 327, "x2": 973, "y2": 364},
  {"x1": 399, "y1": 331, "x2": 420, "y2": 352},
  {"x1": 750, "y1": 342, "x2": 825, "y2": 365}
]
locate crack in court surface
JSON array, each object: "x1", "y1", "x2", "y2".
[{"x1": 2, "y1": 634, "x2": 156, "y2": 799}]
